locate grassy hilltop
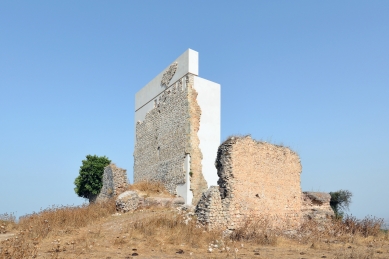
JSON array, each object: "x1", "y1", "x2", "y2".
[{"x1": 1, "y1": 184, "x2": 389, "y2": 259}]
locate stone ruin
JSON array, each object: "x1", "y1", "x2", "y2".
[
  {"x1": 196, "y1": 136, "x2": 304, "y2": 229},
  {"x1": 133, "y1": 49, "x2": 220, "y2": 206},
  {"x1": 302, "y1": 192, "x2": 334, "y2": 223},
  {"x1": 93, "y1": 49, "x2": 334, "y2": 229},
  {"x1": 94, "y1": 163, "x2": 128, "y2": 202}
]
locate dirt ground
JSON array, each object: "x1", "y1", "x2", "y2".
[{"x1": 2, "y1": 209, "x2": 387, "y2": 259}]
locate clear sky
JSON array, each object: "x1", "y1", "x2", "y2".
[{"x1": 1, "y1": 1, "x2": 388, "y2": 223}]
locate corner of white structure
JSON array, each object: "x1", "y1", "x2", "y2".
[{"x1": 187, "y1": 49, "x2": 199, "y2": 75}]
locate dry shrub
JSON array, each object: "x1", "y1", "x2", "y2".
[
  {"x1": 18, "y1": 199, "x2": 116, "y2": 239},
  {"x1": 0, "y1": 199, "x2": 116, "y2": 259},
  {"x1": 127, "y1": 180, "x2": 173, "y2": 197},
  {"x1": 342, "y1": 215, "x2": 383, "y2": 237},
  {"x1": 299, "y1": 215, "x2": 384, "y2": 243},
  {"x1": 230, "y1": 217, "x2": 278, "y2": 245},
  {"x1": 124, "y1": 210, "x2": 220, "y2": 248},
  {"x1": 0, "y1": 213, "x2": 16, "y2": 234}
]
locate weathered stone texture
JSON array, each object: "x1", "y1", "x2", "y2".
[
  {"x1": 196, "y1": 186, "x2": 226, "y2": 229},
  {"x1": 116, "y1": 191, "x2": 140, "y2": 212},
  {"x1": 96, "y1": 164, "x2": 128, "y2": 202},
  {"x1": 301, "y1": 192, "x2": 334, "y2": 222},
  {"x1": 196, "y1": 136, "x2": 303, "y2": 229},
  {"x1": 116, "y1": 190, "x2": 185, "y2": 213},
  {"x1": 134, "y1": 74, "x2": 207, "y2": 205},
  {"x1": 187, "y1": 75, "x2": 208, "y2": 205}
]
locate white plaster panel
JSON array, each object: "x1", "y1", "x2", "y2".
[
  {"x1": 193, "y1": 76, "x2": 221, "y2": 187},
  {"x1": 135, "y1": 49, "x2": 198, "y2": 111}
]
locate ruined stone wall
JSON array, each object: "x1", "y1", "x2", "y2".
[
  {"x1": 301, "y1": 192, "x2": 334, "y2": 222},
  {"x1": 134, "y1": 74, "x2": 207, "y2": 205},
  {"x1": 96, "y1": 164, "x2": 128, "y2": 202},
  {"x1": 196, "y1": 136, "x2": 302, "y2": 229},
  {"x1": 196, "y1": 186, "x2": 226, "y2": 228}
]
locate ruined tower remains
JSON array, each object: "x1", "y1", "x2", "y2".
[
  {"x1": 196, "y1": 136, "x2": 303, "y2": 230},
  {"x1": 134, "y1": 49, "x2": 221, "y2": 205}
]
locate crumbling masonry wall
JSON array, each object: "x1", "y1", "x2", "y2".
[
  {"x1": 196, "y1": 136, "x2": 302, "y2": 229},
  {"x1": 96, "y1": 164, "x2": 128, "y2": 202},
  {"x1": 134, "y1": 74, "x2": 208, "y2": 205},
  {"x1": 301, "y1": 192, "x2": 334, "y2": 223}
]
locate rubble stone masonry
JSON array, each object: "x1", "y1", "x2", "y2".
[
  {"x1": 301, "y1": 192, "x2": 334, "y2": 222},
  {"x1": 134, "y1": 74, "x2": 208, "y2": 205},
  {"x1": 196, "y1": 136, "x2": 303, "y2": 229},
  {"x1": 96, "y1": 164, "x2": 128, "y2": 202}
]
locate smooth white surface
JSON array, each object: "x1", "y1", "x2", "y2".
[
  {"x1": 176, "y1": 154, "x2": 193, "y2": 205},
  {"x1": 135, "y1": 49, "x2": 198, "y2": 111},
  {"x1": 193, "y1": 77, "x2": 221, "y2": 187}
]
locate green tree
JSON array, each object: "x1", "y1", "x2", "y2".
[
  {"x1": 74, "y1": 155, "x2": 111, "y2": 201},
  {"x1": 329, "y1": 189, "x2": 353, "y2": 218}
]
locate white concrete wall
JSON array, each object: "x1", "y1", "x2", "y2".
[
  {"x1": 135, "y1": 49, "x2": 198, "y2": 142},
  {"x1": 193, "y1": 76, "x2": 221, "y2": 187},
  {"x1": 135, "y1": 49, "x2": 198, "y2": 110}
]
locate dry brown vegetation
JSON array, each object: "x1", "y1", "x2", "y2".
[
  {"x1": 0, "y1": 214, "x2": 16, "y2": 234},
  {"x1": 126, "y1": 181, "x2": 173, "y2": 198},
  {"x1": 0, "y1": 200, "x2": 116, "y2": 259},
  {"x1": 1, "y1": 198, "x2": 388, "y2": 259}
]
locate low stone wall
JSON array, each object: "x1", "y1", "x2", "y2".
[
  {"x1": 95, "y1": 164, "x2": 128, "y2": 202},
  {"x1": 196, "y1": 136, "x2": 303, "y2": 230},
  {"x1": 301, "y1": 192, "x2": 334, "y2": 222}
]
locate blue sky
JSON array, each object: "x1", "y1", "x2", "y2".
[{"x1": 1, "y1": 1, "x2": 388, "y2": 223}]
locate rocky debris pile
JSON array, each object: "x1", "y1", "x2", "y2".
[
  {"x1": 301, "y1": 192, "x2": 334, "y2": 222},
  {"x1": 144, "y1": 196, "x2": 185, "y2": 207},
  {"x1": 116, "y1": 190, "x2": 185, "y2": 213},
  {"x1": 116, "y1": 191, "x2": 141, "y2": 212}
]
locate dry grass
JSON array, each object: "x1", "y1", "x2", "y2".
[
  {"x1": 297, "y1": 215, "x2": 384, "y2": 244},
  {"x1": 0, "y1": 200, "x2": 115, "y2": 259},
  {"x1": 0, "y1": 214, "x2": 16, "y2": 234},
  {"x1": 1, "y1": 194, "x2": 388, "y2": 258},
  {"x1": 122, "y1": 209, "x2": 221, "y2": 249},
  {"x1": 127, "y1": 180, "x2": 173, "y2": 197},
  {"x1": 17, "y1": 199, "x2": 116, "y2": 240},
  {"x1": 230, "y1": 217, "x2": 278, "y2": 245}
]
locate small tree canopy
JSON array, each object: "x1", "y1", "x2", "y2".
[
  {"x1": 74, "y1": 155, "x2": 111, "y2": 200},
  {"x1": 329, "y1": 189, "x2": 353, "y2": 218}
]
